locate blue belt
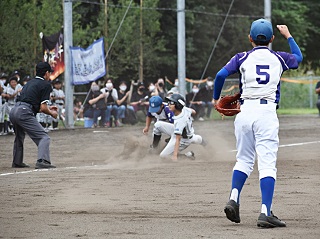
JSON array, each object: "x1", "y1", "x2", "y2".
[{"x1": 240, "y1": 99, "x2": 268, "y2": 105}]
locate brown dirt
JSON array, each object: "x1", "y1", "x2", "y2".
[{"x1": 1, "y1": 115, "x2": 320, "y2": 238}]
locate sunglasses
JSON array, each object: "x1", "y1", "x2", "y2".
[{"x1": 168, "y1": 101, "x2": 175, "y2": 105}]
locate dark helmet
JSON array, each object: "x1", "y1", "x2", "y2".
[
  {"x1": 165, "y1": 93, "x2": 185, "y2": 110},
  {"x1": 0, "y1": 72, "x2": 8, "y2": 79},
  {"x1": 22, "y1": 75, "x2": 31, "y2": 82}
]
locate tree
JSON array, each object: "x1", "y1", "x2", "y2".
[
  {"x1": 104, "y1": 0, "x2": 166, "y2": 83},
  {"x1": 272, "y1": 0, "x2": 309, "y2": 56},
  {"x1": 0, "y1": 0, "x2": 64, "y2": 76},
  {"x1": 0, "y1": 0, "x2": 318, "y2": 83}
]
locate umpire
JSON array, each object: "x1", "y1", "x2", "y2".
[{"x1": 10, "y1": 62, "x2": 58, "y2": 169}]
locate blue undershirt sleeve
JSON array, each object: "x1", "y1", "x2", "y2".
[
  {"x1": 213, "y1": 67, "x2": 229, "y2": 100},
  {"x1": 288, "y1": 37, "x2": 303, "y2": 63}
]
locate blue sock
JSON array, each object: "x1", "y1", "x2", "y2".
[
  {"x1": 260, "y1": 177, "x2": 275, "y2": 216},
  {"x1": 230, "y1": 170, "x2": 248, "y2": 204}
]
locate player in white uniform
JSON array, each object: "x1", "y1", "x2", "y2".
[
  {"x1": 0, "y1": 74, "x2": 8, "y2": 135},
  {"x1": 3, "y1": 76, "x2": 23, "y2": 134},
  {"x1": 143, "y1": 96, "x2": 174, "y2": 151},
  {"x1": 160, "y1": 94, "x2": 206, "y2": 160},
  {"x1": 213, "y1": 19, "x2": 303, "y2": 228},
  {"x1": 51, "y1": 79, "x2": 65, "y2": 129}
]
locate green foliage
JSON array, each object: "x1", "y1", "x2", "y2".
[
  {"x1": 0, "y1": 0, "x2": 63, "y2": 75},
  {"x1": 0, "y1": 0, "x2": 319, "y2": 86},
  {"x1": 277, "y1": 108, "x2": 318, "y2": 115},
  {"x1": 272, "y1": 0, "x2": 309, "y2": 54}
]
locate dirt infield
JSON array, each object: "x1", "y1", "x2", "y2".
[{"x1": 1, "y1": 115, "x2": 320, "y2": 239}]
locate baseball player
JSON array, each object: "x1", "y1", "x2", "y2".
[
  {"x1": 143, "y1": 96, "x2": 174, "y2": 151},
  {"x1": 0, "y1": 74, "x2": 8, "y2": 135},
  {"x1": 161, "y1": 93, "x2": 206, "y2": 161},
  {"x1": 51, "y1": 78, "x2": 65, "y2": 129},
  {"x1": 213, "y1": 19, "x2": 303, "y2": 228},
  {"x1": 3, "y1": 76, "x2": 23, "y2": 134}
]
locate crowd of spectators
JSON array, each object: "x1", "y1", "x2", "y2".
[
  {"x1": 1, "y1": 70, "x2": 216, "y2": 135},
  {"x1": 80, "y1": 77, "x2": 215, "y2": 128},
  {"x1": 0, "y1": 70, "x2": 66, "y2": 134}
]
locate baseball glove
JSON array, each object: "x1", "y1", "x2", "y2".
[{"x1": 215, "y1": 92, "x2": 241, "y2": 116}]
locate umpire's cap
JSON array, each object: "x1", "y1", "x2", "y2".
[
  {"x1": 36, "y1": 62, "x2": 54, "y2": 75},
  {"x1": 148, "y1": 96, "x2": 163, "y2": 113},
  {"x1": 250, "y1": 18, "x2": 273, "y2": 43}
]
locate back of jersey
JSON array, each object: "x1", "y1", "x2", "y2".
[{"x1": 239, "y1": 47, "x2": 283, "y2": 103}]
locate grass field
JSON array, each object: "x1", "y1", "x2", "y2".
[{"x1": 72, "y1": 107, "x2": 319, "y2": 128}]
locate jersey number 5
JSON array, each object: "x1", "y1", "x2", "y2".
[{"x1": 256, "y1": 65, "x2": 270, "y2": 84}]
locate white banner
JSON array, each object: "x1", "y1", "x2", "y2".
[{"x1": 71, "y1": 38, "x2": 106, "y2": 85}]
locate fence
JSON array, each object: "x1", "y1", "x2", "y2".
[
  {"x1": 73, "y1": 76, "x2": 320, "y2": 109},
  {"x1": 220, "y1": 76, "x2": 320, "y2": 109}
]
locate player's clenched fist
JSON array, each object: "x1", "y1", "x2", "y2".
[{"x1": 277, "y1": 25, "x2": 292, "y2": 39}]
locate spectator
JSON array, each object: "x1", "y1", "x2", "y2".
[
  {"x1": 155, "y1": 78, "x2": 167, "y2": 99},
  {"x1": 169, "y1": 78, "x2": 179, "y2": 94},
  {"x1": 73, "y1": 98, "x2": 84, "y2": 121},
  {"x1": 186, "y1": 84, "x2": 205, "y2": 121},
  {"x1": 198, "y1": 77, "x2": 214, "y2": 119},
  {"x1": 146, "y1": 82, "x2": 158, "y2": 99},
  {"x1": 116, "y1": 81, "x2": 135, "y2": 125},
  {"x1": 51, "y1": 78, "x2": 65, "y2": 130},
  {"x1": 101, "y1": 78, "x2": 120, "y2": 127},
  {"x1": 316, "y1": 80, "x2": 320, "y2": 117},
  {"x1": 85, "y1": 82, "x2": 107, "y2": 128},
  {"x1": 130, "y1": 82, "x2": 149, "y2": 114}
]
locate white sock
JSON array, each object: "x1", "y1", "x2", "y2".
[
  {"x1": 261, "y1": 204, "x2": 267, "y2": 215},
  {"x1": 229, "y1": 188, "x2": 239, "y2": 203}
]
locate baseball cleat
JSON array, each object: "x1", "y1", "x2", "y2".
[
  {"x1": 35, "y1": 159, "x2": 56, "y2": 169},
  {"x1": 12, "y1": 162, "x2": 30, "y2": 168},
  {"x1": 200, "y1": 138, "x2": 207, "y2": 147},
  {"x1": 148, "y1": 145, "x2": 158, "y2": 154},
  {"x1": 257, "y1": 211, "x2": 286, "y2": 228},
  {"x1": 184, "y1": 151, "x2": 195, "y2": 160},
  {"x1": 224, "y1": 199, "x2": 240, "y2": 223}
]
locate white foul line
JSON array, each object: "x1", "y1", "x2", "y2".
[
  {"x1": 279, "y1": 141, "x2": 320, "y2": 148},
  {"x1": 229, "y1": 140, "x2": 320, "y2": 152},
  {"x1": 0, "y1": 165, "x2": 99, "y2": 177}
]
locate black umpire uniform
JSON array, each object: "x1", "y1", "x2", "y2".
[{"x1": 9, "y1": 62, "x2": 58, "y2": 169}]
